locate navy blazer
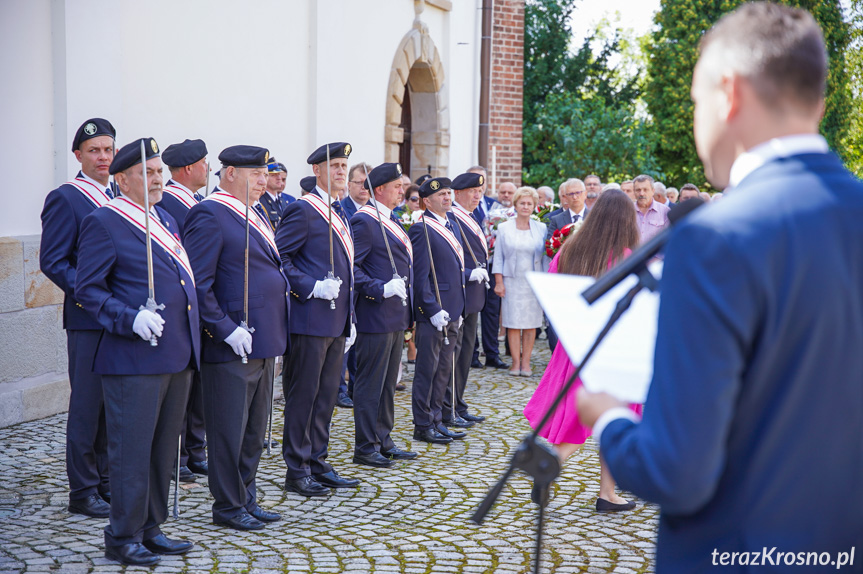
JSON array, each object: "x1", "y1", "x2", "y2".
[
  {"x1": 409, "y1": 211, "x2": 465, "y2": 323},
  {"x1": 258, "y1": 192, "x2": 284, "y2": 229},
  {"x1": 75, "y1": 206, "x2": 201, "y2": 375},
  {"x1": 275, "y1": 194, "x2": 354, "y2": 338},
  {"x1": 472, "y1": 195, "x2": 500, "y2": 226},
  {"x1": 448, "y1": 211, "x2": 487, "y2": 315},
  {"x1": 599, "y1": 152, "x2": 863, "y2": 570},
  {"x1": 546, "y1": 208, "x2": 588, "y2": 242},
  {"x1": 184, "y1": 198, "x2": 290, "y2": 363},
  {"x1": 341, "y1": 196, "x2": 364, "y2": 221},
  {"x1": 156, "y1": 181, "x2": 196, "y2": 237},
  {"x1": 351, "y1": 210, "x2": 413, "y2": 334},
  {"x1": 40, "y1": 173, "x2": 110, "y2": 331}
]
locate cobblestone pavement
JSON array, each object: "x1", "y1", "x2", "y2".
[{"x1": 0, "y1": 343, "x2": 658, "y2": 573}]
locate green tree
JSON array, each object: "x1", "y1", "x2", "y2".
[{"x1": 843, "y1": 0, "x2": 863, "y2": 176}]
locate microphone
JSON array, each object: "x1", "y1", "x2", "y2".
[{"x1": 581, "y1": 198, "x2": 705, "y2": 304}]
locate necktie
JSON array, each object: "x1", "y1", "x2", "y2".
[
  {"x1": 445, "y1": 220, "x2": 454, "y2": 234},
  {"x1": 105, "y1": 187, "x2": 114, "y2": 200},
  {"x1": 391, "y1": 212, "x2": 401, "y2": 225},
  {"x1": 332, "y1": 200, "x2": 345, "y2": 221},
  {"x1": 572, "y1": 213, "x2": 580, "y2": 223}
]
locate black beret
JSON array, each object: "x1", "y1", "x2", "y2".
[
  {"x1": 219, "y1": 145, "x2": 269, "y2": 168},
  {"x1": 306, "y1": 142, "x2": 352, "y2": 165},
  {"x1": 363, "y1": 162, "x2": 403, "y2": 190},
  {"x1": 72, "y1": 118, "x2": 115, "y2": 152},
  {"x1": 300, "y1": 176, "x2": 317, "y2": 193},
  {"x1": 451, "y1": 172, "x2": 484, "y2": 190},
  {"x1": 109, "y1": 137, "x2": 160, "y2": 175},
  {"x1": 162, "y1": 139, "x2": 207, "y2": 168},
  {"x1": 418, "y1": 177, "x2": 452, "y2": 199},
  {"x1": 415, "y1": 174, "x2": 432, "y2": 186}
]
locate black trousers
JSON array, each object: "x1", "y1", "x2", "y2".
[
  {"x1": 180, "y1": 370, "x2": 207, "y2": 466},
  {"x1": 474, "y1": 270, "x2": 502, "y2": 362},
  {"x1": 282, "y1": 334, "x2": 345, "y2": 479},
  {"x1": 444, "y1": 312, "x2": 478, "y2": 419},
  {"x1": 66, "y1": 329, "x2": 110, "y2": 500},
  {"x1": 412, "y1": 321, "x2": 460, "y2": 430},
  {"x1": 338, "y1": 346, "x2": 357, "y2": 397},
  {"x1": 102, "y1": 369, "x2": 192, "y2": 547},
  {"x1": 353, "y1": 331, "x2": 402, "y2": 455},
  {"x1": 202, "y1": 358, "x2": 274, "y2": 522}
]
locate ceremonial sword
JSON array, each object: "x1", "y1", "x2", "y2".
[
  {"x1": 240, "y1": 178, "x2": 256, "y2": 364},
  {"x1": 421, "y1": 212, "x2": 450, "y2": 346},
  {"x1": 138, "y1": 140, "x2": 164, "y2": 347},
  {"x1": 362, "y1": 165, "x2": 408, "y2": 307},
  {"x1": 325, "y1": 145, "x2": 339, "y2": 310},
  {"x1": 453, "y1": 213, "x2": 489, "y2": 290}
]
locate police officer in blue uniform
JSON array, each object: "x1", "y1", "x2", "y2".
[
  {"x1": 40, "y1": 118, "x2": 116, "y2": 518},
  {"x1": 276, "y1": 142, "x2": 359, "y2": 496},
  {"x1": 75, "y1": 138, "x2": 198, "y2": 566},
  {"x1": 259, "y1": 157, "x2": 294, "y2": 228},
  {"x1": 350, "y1": 162, "x2": 417, "y2": 467},
  {"x1": 409, "y1": 177, "x2": 468, "y2": 444},
  {"x1": 183, "y1": 145, "x2": 288, "y2": 531}
]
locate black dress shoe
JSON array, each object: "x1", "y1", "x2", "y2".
[
  {"x1": 470, "y1": 358, "x2": 484, "y2": 369},
  {"x1": 214, "y1": 511, "x2": 265, "y2": 530},
  {"x1": 335, "y1": 393, "x2": 354, "y2": 408},
  {"x1": 485, "y1": 356, "x2": 510, "y2": 369},
  {"x1": 461, "y1": 412, "x2": 486, "y2": 423},
  {"x1": 352, "y1": 452, "x2": 393, "y2": 468},
  {"x1": 413, "y1": 427, "x2": 452, "y2": 444},
  {"x1": 178, "y1": 465, "x2": 197, "y2": 483},
  {"x1": 436, "y1": 423, "x2": 466, "y2": 439},
  {"x1": 105, "y1": 542, "x2": 160, "y2": 566},
  {"x1": 187, "y1": 460, "x2": 208, "y2": 476},
  {"x1": 98, "y1": 491, "x2": 111, "y2": 504},
  {"x1": 442, "y1": 415, "x2": 475, "y2": 428},
  {"x1": 407, "y1": 359, "x2": 416, "y2": 364},
  {"x1": 262, "y1": 438, "x2": 280, "y2": 449},
  {"x1": 313, "y1": 469, "x2": 360, "y2": 488},
  {"x1": 248, "y1": 506, "x2": 281, "y2": 523},
  {"x1": 142, "y1": 534, "x2": 193, "y2": 555},
  {"x1": 68, "y1": 494, "x2": 110, "y2": 518},
  {"x1": 284, "y1": 476, "x2": 330, "y2": 497},
  {"x1": 381, "y1": 447, "x2": 418, "y2": 460},
  {"x1": 595, "y1": 497, "x2": 637, "y2": 512},
  {"x1": 395, "y1": 383, "x2": 406, "y2": 391}
]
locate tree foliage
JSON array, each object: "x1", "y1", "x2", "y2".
[{"x1": 843, "y1": 0, "x2": 863, "y2": 176}]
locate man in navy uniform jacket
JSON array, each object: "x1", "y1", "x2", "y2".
[
  {"x1": 40, "y1": 117, "x2": 116, "y2": 519},
  {"x1": 350, "y1": 162, "x2": 416, "y2": 467},
  {"x1": 75, "y1": 138, "x2": 199, "y2": 566},
  {"x1": 184, "y1": 145, "x2": 288, "y2": 531},
  {"x1": 578, "y1": 4, "x2": 863, "y2": 571},
  {"x1": 276, "y1": 142, "x2": 359, "y2": 497},
  {"x1": 409, "y1": 177, "x2": 468, "y2": 445}
]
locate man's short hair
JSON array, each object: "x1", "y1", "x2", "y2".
[
  {"x1": 559, "y1": 178, "x2": 584, "y2": 194},
  {"x1": 584, "y1": 174, "x2": 601, "y2": 183},
  {"x1": 621, "y1": 180, "x2": 633, "y2": 186},
  {"x1": 680, "y1": 183, "x2": 700, "y2": 193},
  {"x1": 537, "y1": 186, "x2": 554, "y2": 201},
  {"x1": 602, "y1": 183, "x2": 621, "y2": 193},
  {"x1": 348, "y1": 162, "x2": 374, "y2": 181},
  {"x1": 467, "y1": 165, "x2": 487, "y2": 174},
  {"x1": 633, "y1": 174, "x2": 655, "y2": 186},
  {"x1": 700, "y1": 2, "x2": 827, "y2": 110}
]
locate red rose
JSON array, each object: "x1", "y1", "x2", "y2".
[
  {"x1": 562, "y1": 226, "x2": 572, "y2": 236},
  {"x1": 546, "y1": 248, "x2": 554, "y2": 257},
  {"x1": 552, "y1": 238, "x2": 561, "y2": 248}
]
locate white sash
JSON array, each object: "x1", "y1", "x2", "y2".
[
  {"x1": 422, "y1": 212, "x2": 464, "y2": 268},
  {"x1": 452, "y1": 204, "x2": 489, "y2": 259},
  {"x1": 203, "y1": 191, "x2": 279, "y2": 256},
  {"x1": 163, "y1": 183, "x2": 198, "y2": 210},
  {"x1": 105, "y1": 197, "x2": 195, "y2": 285},
  {"x1": 357, "y1": 205, "x2": 413, "y2": 259},
  {"x1": 67, "y1": 178, "x2": 112, "y2": 208},
  {"x1": 299, "y1": 193, "x2": 355, "y2": 263}
]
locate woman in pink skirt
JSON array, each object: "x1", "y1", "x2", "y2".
[{"x1": 524, "y1": 189, "x2": 642, "y2": 512}]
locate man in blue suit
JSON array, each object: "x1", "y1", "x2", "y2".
[
  {"x1": 350, "y1": 162, "x2": 416, "y2": 467},
  {"x1": 40, "y1": 117, "x2": 116, "y2": 519},
  {"x1": 184, "y1": 145, "x2": 288, "y2": 531},
  {"x1": 578, "y1": 4, "x2": 863, "y2": 571},
  {"x1": 276, "y1": 142, "x2": 359, "y2": 497},
  {"x1": 76, "y1": 138, "x2": 198, "y2": 566},
  {"x1": 260, "y1": 158, "x2": 293, "y2": 229}
]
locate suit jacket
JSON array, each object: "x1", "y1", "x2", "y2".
[
  {"x1": 546, "y1": 208, "x2": 588, "y2": 242},
  {"x1": 351, "y1": 209, "x2": 413, "y2": 334},
  {"x1": 492, "y1": 218, "x2": 547, "y2": 277},
  {"x1": 341, "y1": 196, "x2": 365, "y2": 221},
  {"x1": 600, "y1": 152, "x2": 863, "y2": 571},
  {"x1": 184, "y1": 198, "x2": 290, "y2": 363},
  {"x1": 449, "y1": 209, "x2": 488, "y2": 315},
  {"x1": 409, "y1": 211, "x2": 465, "y2": 323},
  {"x1": 258, "y1": 192, "x2": 284, "y2": 229},
  {"x1": 75, "y1": 205, "x2": 201, "y2": 375},
  {"x1": 472, "y1": 195, "x2": 500, "y2": 226},
  {"x1": 156, "y1": 180, "x2": 198, "y2": 237},
  {"x1": 275, "y1": 192, "x2": 354, "y2": 338}
]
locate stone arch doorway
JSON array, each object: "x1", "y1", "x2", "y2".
[{"x1": 384, "y1": 27, "x2": 449, "y2": 182}]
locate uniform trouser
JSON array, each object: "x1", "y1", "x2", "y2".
[
  {"x1": 282, "y1": 334, "x2": 345, "y2": 479},
  {"x1": 180, "y1": 370, "x2": 207, "y2": 466},
  {"x1": 412, "y1": 321, "x2": 460, "y2": 430},
  {"x1": 66, "y1": 329, "x2": 110, "y2": 500},
  {"x1": 353, "y1": 331, "x2": 402, "y2": 456},
  {"x1": 202, "y1": 358, "x2": 273, "y2": 522},
  {"x1": 444, "y1": 312, "x2": 478, "y2": 420},
  {"x1": 102, "y1": 369, "x2": 192, "y2": 547},
  {"x1": 338, "y1": 347, "x2": 357, "y2": 397},
  {"x1": 474, "y1": 271, "x2": 502, "y2": 361}
]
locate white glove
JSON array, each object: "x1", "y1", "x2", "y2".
[
  {"x1": 470, "y1": 268, "x2": 490, "y2": 283},
  {"x1": 224, "y1": 326, "x2": 253, "y2": 357},
  {"x1": 133, "y1": 309, "x2": 164, "y2": 341},
  {"x1": 344, "y1": 324, "x2": 357, "y2": 354},
  {"x1": 383, "y1": 277, "x2": 407, "y2": 300},
  {"x1": 431, "y1": 309, "x2": 451, "y2": 331},
  {"x1": 458, "y1": 316, "x2": 464, "y2": 329},
  {"x1": 312, "y1": 278, "x2": 341, "y2": 300}
]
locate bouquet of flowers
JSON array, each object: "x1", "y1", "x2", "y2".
[
  {"x1": 545, "y1": 220, "x2": 583, "y2": 258},
  {"x1": 534, "y1": 203, "x2": 559, "y2": 224}
]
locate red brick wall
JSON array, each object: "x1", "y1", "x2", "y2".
[{"x1": 489, "y1": 0, "x2": 524, "y2": 189}]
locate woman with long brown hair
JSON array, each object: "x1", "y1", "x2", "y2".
[{"x1": 523, "y1": 189, "x2": 643, "y2": 512}]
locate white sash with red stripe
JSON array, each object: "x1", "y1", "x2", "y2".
[
  {"x1": 357, "y1": 205, "x2": 413, "y2": 259},
  {"x1": 203, "y1": 191, "x2": 279, "y2": 256},
  {"x1": 105, "y1": 197, "x2": 195, "y2": 285},
  {"x1": 163, "y1": 183, "x2": 198, "y2": 210},
  {"x1": 422, "y1": 212, "x2": 464, "y2": 268},
  {"x1": 299, "y1": 192, "x2": 355, "y2": 263},
  {"x1": 452, "y1": 204, "x2": 489, "y2": 259},
  {"x1": 67, "y1": 178, "x2": 112, "y2": 208}
]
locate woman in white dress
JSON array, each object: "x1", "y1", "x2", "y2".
[{"x1": 492, "y1": 187, "x2": 547, "y2": 376}]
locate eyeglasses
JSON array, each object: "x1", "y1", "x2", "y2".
[{"x1": 349, "y1": 180, "x2": 365, "y2": 185}]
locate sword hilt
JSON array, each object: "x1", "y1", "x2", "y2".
[
  {"x1": 395, "y1": 274, "x2": 408, "y2": 307},
  {"x1": 239, "y1": 320, "x2": 255, "y2": 364},
  {"x1": 140, "y1": 299, "x2": 165, "y2": 347},
  {"x1": 326, "y1": 271, "x2": 341, "y2": 310}
]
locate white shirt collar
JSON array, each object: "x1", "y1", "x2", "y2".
[
  {"x1": 423, "y1": 210, "x2": 447, "y2": 224},
  {"x1": 728, "y1": 134, "x2": 829, "y2": 189},
  {"x1": 568, "y1": 206, "x2": 586, "y2": 219},
  {"x1": 314, "y1": 185, "x2": 337, "y2": 203},
  {"x1": 167, "y1": 179, "x2": 194, "y2": 195},
  {"x1": 80, "y1": 171, "x2": 111, "y2": 194},
  {"x1": 453, "y1": 200, "x2": 470, "y2": 213},
  {"x1": 373, "y1": 201, "x2": 392, "y2": 220},
  {"x1": 265, "y1": 190, "x2": 277, "y2": 201}
]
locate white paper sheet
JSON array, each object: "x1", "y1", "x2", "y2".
[{"x1": 526, "y1": 263, "x2": 663, "y2": 404}]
